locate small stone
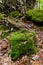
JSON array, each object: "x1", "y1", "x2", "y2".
[
  {"x1": 32, "y1": 55, "x2": 39, "y2": 60},
  {"x1": 11, "y1": 28, "x2": 13, "y2": 31}
]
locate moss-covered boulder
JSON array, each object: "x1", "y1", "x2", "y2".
[
  {"x1": 9, "y1": 30, "x2": 37, "y2": 60},
  {"x1": 26, "y1": 9, "x2": 43, "y2": 25}
]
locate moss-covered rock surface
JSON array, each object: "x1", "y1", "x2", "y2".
[
  {"x1": 9, "y1": 30, "x2": 37, "y2": 60},
  {"x1": 26, "y1": 9, "x2": 43, "y2": 25}
]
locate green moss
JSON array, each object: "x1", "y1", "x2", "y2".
[
  {"x1": 9, "y1": 30, "x2": 37, "y2": 60},
  {"x1": 26, "y1": 9, "x2": 43, "y2": 23}
]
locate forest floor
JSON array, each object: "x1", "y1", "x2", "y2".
[{"x1": 0, "y1": 19, "x2": 43, "y2": 65}]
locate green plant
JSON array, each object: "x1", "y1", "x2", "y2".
[
  {"x1": 26, "y1": 9, "x2": 43, "y2": 23},
  {"x1": 0, "y1": 25, "x2": 4, "y2": 31},
  {"x1": 10, "y1": 11, "x2": 23, "y2": 18},
  {"x1": 0, "y1": 13, "x2": 5, "y2": 20},
  {"x1": 0, "y1": 30, "x2": 10, "y2": 39},
  {"x1": 9, "y1": 30, "x2": 37, "y2": 60}
]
